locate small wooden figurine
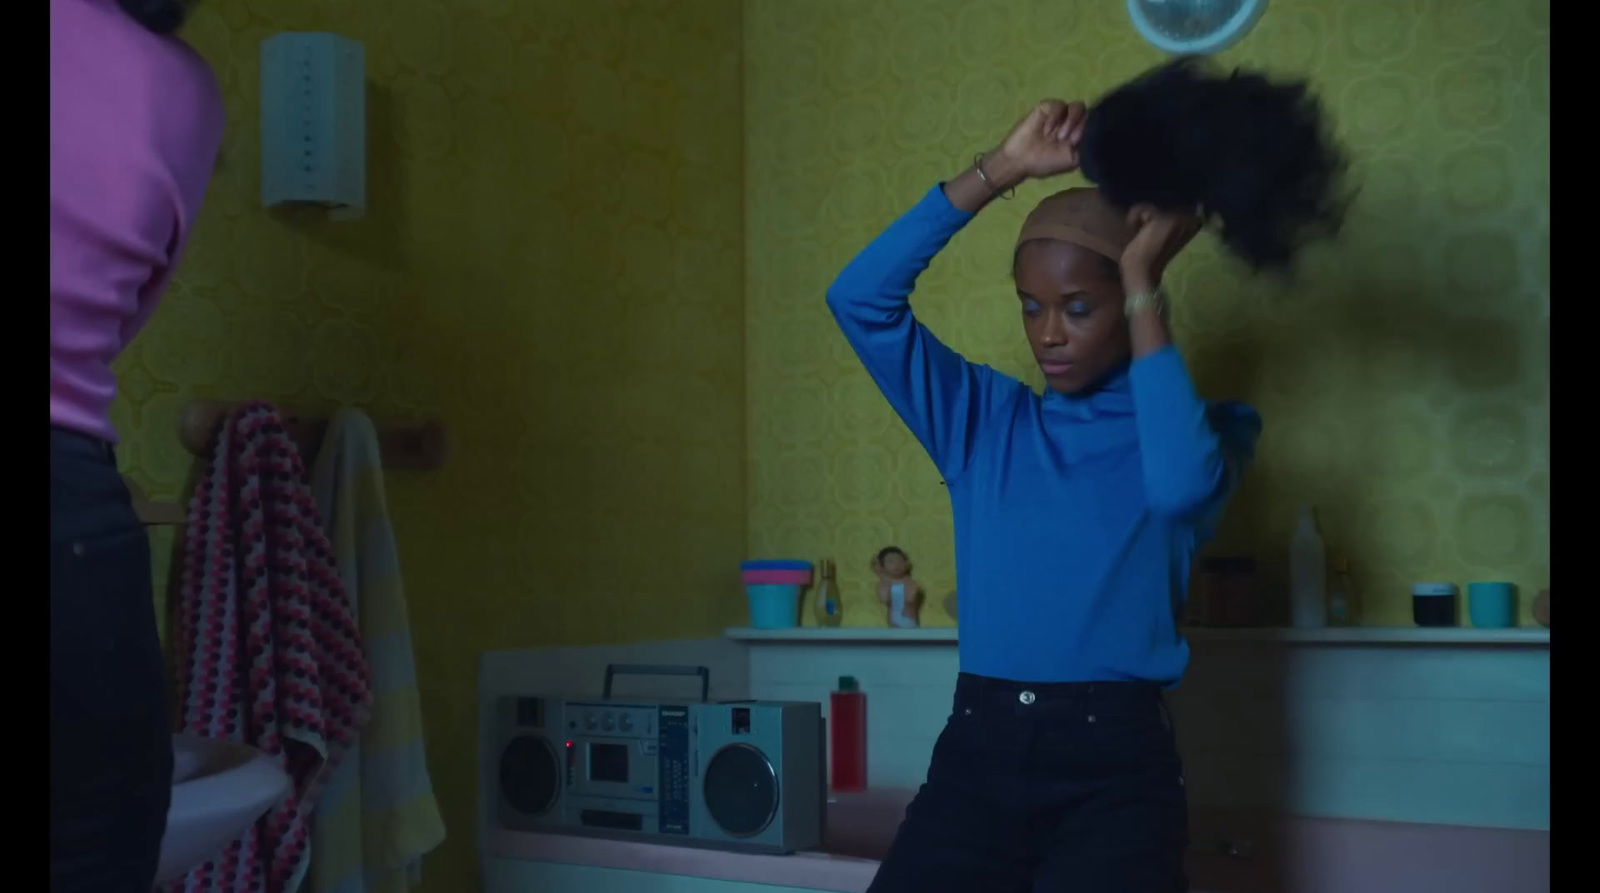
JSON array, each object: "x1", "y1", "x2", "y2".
[{"x1": 872, "y1": 546, "x2": 923, "y2": 629}]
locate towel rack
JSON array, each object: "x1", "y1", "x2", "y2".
[
  {"x1": 130, "y1": 401, "x2": 449, "y2": 527},
  {"x1": 127, "y1": 476, "x2": 187, "y2": 527},
  {"x1": 177, "y1": 400, "x2": 448, "y2": 471}
]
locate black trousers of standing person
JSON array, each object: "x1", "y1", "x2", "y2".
[
  {"x1": 868, "y1": 672, "x2": 1189, "y2": 893},
  {"x1": 50, "y1": 426, "x2": 173, "y2": 893}
]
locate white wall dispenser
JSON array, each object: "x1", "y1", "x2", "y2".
[{"x1": 261, "y1": 32, "x2": 366, "y2": 219}]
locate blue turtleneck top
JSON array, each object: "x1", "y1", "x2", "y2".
[{"x1": 827, "y1": 185, "x2": 1262, "y2": 685}]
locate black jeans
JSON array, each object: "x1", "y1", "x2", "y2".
[
  {"x1": 50, "y1": 427, "x2": 172, "y2": 892},
  {"x1": 869, "y1": 673, "x2": 1188, "y2": 893}
]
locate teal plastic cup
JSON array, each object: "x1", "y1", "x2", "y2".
[
  {"x1": 1468, "y1": 582, "x2": 1516, "y2": 629},
  {"x1": 746, "y1": 584, "x2": 802, "y2": 629}
]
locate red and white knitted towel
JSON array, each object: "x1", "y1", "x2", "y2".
[{"x1": 167, "y1": 402, "x2": 372, "y2": 893}]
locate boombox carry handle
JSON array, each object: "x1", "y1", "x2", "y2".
[{"x1": 602, "y1": 664, "x2": 711, "y2": 703}]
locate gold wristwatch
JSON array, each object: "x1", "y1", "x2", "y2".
[{"x1": 1124, "y1": 288, "x2": 1169, "y2": 318}]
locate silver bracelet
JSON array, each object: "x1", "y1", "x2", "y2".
[
  {"x1": 1124, "y1": 288, "x2": 1169, "y2": 319},
  {"x1": 973, "y1": 153, "x2": 1016, "y2": 200}
]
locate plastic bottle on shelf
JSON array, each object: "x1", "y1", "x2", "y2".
[
  {"x1": 1289, "y1": 505, "x2": 1327, "y2": 629},
  {"x1": 829, "y1": 676, "x2": 867, "y2": 793},
  {"x1": 813, "y1": 558, "x2": 843, "y2": 627},
  {"x1": 1327, "y1": 555, "x2": 1357, "y2": 626}
]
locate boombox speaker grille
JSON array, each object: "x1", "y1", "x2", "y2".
[
  {"x1": 500, "y1": 734, "x2": 560, "y2": 816},
  {"x1": 703, "y1": 743, "x2": 779, "y2": 837}
]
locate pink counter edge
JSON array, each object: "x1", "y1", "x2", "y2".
[{"x1": 489, "y1": 788, "x2": 1550, "y2": 893}]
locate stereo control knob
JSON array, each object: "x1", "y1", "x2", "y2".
[
  {"x1": 619, "y1": 714, "x2": 634, "y2": 731},
  {"x1": 601, "y1": 713, "x2": 616, "y2": 731}
]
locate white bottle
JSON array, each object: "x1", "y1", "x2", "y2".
[{"x1": 1289, "y1": 505, "x2": 1327, "y2": 629}]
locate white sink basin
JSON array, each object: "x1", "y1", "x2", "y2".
[{"x1": 157, "y1": 734, "x2": 292, "y2": 884}]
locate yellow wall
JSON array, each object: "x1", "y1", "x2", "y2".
[
  {"x1": 125, "y1": 0, "x2": 746, "y2": 887},
  {"x1": 116, "y1": 0, "x2": 1548, "y2": 885},
  {"x1": 745, "y1": 0, "x2": 1550, "y2": 627}
]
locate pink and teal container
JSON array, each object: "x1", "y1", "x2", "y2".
[{"x1": 741, "y1": 560, "x2": 813, "y2": 629}]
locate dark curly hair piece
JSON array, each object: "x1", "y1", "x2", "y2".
[{"x1": 1080, "y1": 57, "x2": 1350, "y2": 272}]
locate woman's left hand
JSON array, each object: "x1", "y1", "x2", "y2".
[{"x1": 1120, "y1": 204, "x2": 1203, "y2": 292}]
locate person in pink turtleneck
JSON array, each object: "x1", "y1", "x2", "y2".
[{"x1": 50, "y1": 0, "x2": 222, "y2": 889}]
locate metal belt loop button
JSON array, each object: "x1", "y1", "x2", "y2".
[{"x1": 1018, "y1": 690, "x2": 1036, "y2": 706}]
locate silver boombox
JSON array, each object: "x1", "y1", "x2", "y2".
[{"x1": 490, "y1": 664, "x2": 824, "y2": 854}]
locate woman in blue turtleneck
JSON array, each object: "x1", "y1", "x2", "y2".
[{"x1": 828, "y1": 97, "x2": 1262, "y2": 892}]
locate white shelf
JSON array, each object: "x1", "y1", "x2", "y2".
[
  {"x1": 724, "y1": 626, "x2": 1549, "y2": 646},
  {"x1": 725, "y1": 626, "x2": 958, "y2": 643},
  {"x1": 1186, "y1": 626, "x2": 1549, "y2": 645}
]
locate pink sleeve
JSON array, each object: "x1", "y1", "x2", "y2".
[
  {"x1": 125, "y1": 47, "x2": 224, "y2": 338},
  {"x1": 165, "y1": 47, "x2": 225, "y2": 268}
]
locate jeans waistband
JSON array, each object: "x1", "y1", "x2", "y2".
[
  {"x1": 955, "y1": 672, "x2": 1164, "y2": 709},
  {"x1": 51, "y1": 425, "x2": 136, "y2": 545},
  {"x1": 51, "y1": 425, "x2": 116, "y2": 467}
]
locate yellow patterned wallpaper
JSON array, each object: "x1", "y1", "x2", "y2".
[
  {"x1": 108, "y1": 0, "x2": 1547, "y2": 885},
  {"x1": 124, "y1": 0, "x2": 745, "y2": 887},
  {"x1": 745, "y1": 0, "x2": 1550, "y2": 628}
]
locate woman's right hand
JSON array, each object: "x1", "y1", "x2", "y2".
[
  {"x1": 943, "y1": 99, "x2": 1089, "y2": 213},
  {"x1": 989, "y1": 100, "x2": 1089, "y2": 185}
]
